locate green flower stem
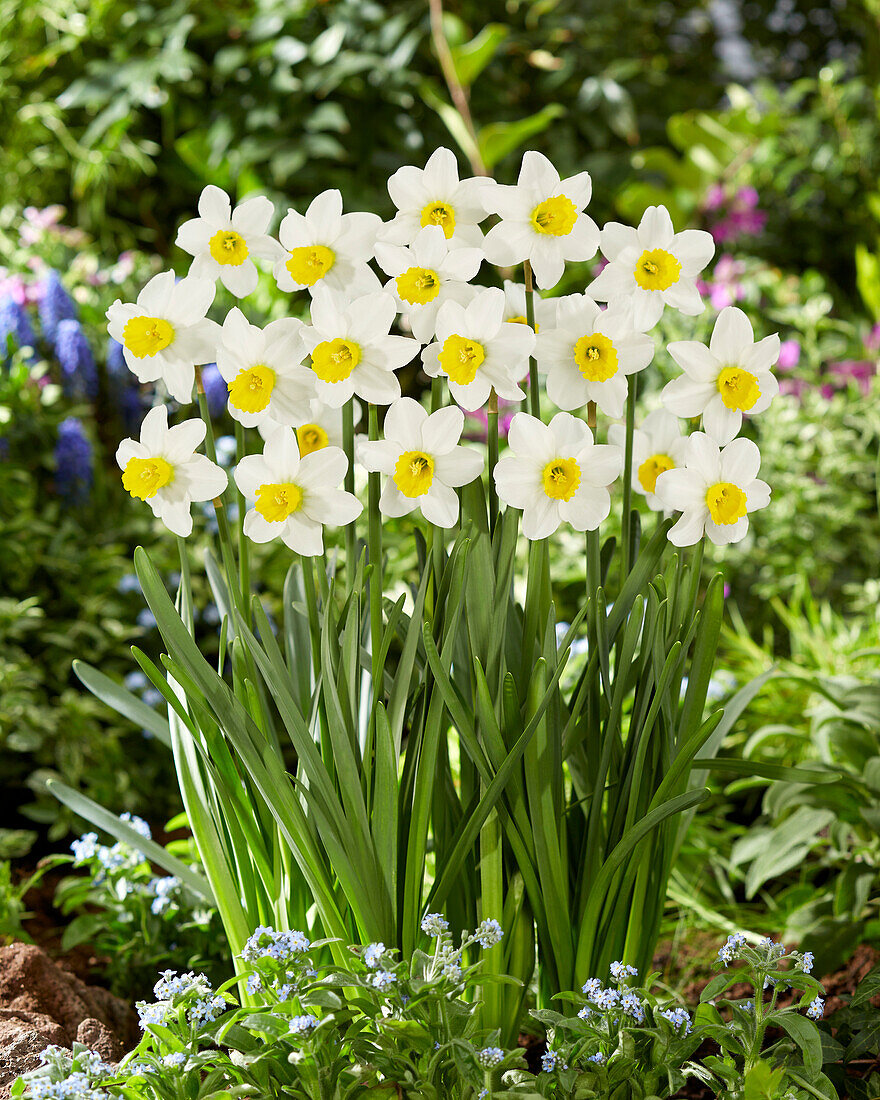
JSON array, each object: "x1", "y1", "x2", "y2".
[
  {"x1": 620, "y1": 374, "x2": 637, "y2": 581},
  {"x1": 368, "y1": 403, "x2": 383, "y2": 701},
  {"x1": 234, "y1": 420, "x2": 251, "y2": 616},
  {"x1": 487, "y1": 388, "x2": 499, "y2": 535},
  {"x1": 194, "y1": 366, "x2": 243, "y2": 619},
  {"x1": 524, "y1": 260, "x2": 540, "y2": 418},
  {"x1": 343, "y1": 399, "x2": 357, "y2": 575},
  {"x1": 431, "y1": 375, "x2": 444, "y2": 413}
]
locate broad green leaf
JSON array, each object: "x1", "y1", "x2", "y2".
[
  {"x1": 73, "y1": 660, "x2": 171, "y2": 745},
  {"x1": 478, "y1": 105, "x2": 565, "y2": 169},
  {"x1": 451, "y1": 23, "x2": 509, "y2": 88}
]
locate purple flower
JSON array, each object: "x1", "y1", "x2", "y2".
[
  {"x1": 828, "y1": 359, "x2": 875, "y2": 397},
  {"x1": 54, "y1": 417, "x2": 93, "y2": 504},
  {"x1": 107, "y1": 338, "x2": 146, "y2": 432},
  {"x1": 56, "y1": 319, "x2": 98, "y2": 398},
  {"x1": 0, "y1": 295, "x2": 37, "y2": 360},
  {"x1": 38, "y1": 270, "x2": 77, "y2": 345},
  {"x1": 703, "y1": 255, "x2": 745, "y2": 309},
  {"x1": 200, "y1": 364, "x2": 228, "y2": 419},
  {"x1": 779, "y1": 378, "x2": 808, "y2": 400},
  {"x1": 777, "y1": 340, "x2": 800, "y2": 372},
  {"x1": 708, "y1": 187, "x2": 767, "y2": 243},
  {"x1": 865, "y1": 323, "x2": 880, "y2": 352},
  {"x1": 702, "y1": 184, "x2": 726, "y2": 212}
]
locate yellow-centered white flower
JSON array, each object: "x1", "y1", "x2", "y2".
[
  {"x1": 502, "y1": 280, "x2": 558, "y2": 330},
  {"x1": 662, "y1": 306, "x2": 780, "y2": 444},
  {"x1": 106, "y1": 272, "x2": 220, "y2": 404},
  {"x1": 358, "y1": 398, "x2": 484, "y2": 528},
  {"x1": 608, "y1": 409, "x2": 689, "y2": 512},
  {"x1": 234, "y1": 424, "x2": 362, "y2": 556},
  {"x1": 215, "y1": 308, "x2": 314, "y2": 429},
  {"x1": 116, "y1": 406, "x2": 227, "y2": 537},
  {"x1": 375, "y1": 225, "x2": 483, "y2": 343},
  {"x1": 175, "y1": 185, "x2": 283, "y2": 298},
  {"x1": 587, "y1": 206, "x2": 715, "y2": 330},
  {"x1": 421, "y1": 288, "x2": 535, "y2": 411},
  {"x1": 494, "y1": 412, "x2": 622, "y2": 540},
  {"x1": 535, "y1": 294, "x2": 654, "y2": 417},
  {"x1": 480, "y1": 152, "x2": 599, "y2": 290},
  {"x1": 274, "y1": 189, "x2": 381, "y2": 296},
  {"x1": 379, "y1": 146, "x2": 491, "y2": 250},
  {"x1": 281, "y1": 398, "x2": 347, "y2": 456},
  {"x1": 654, "y1": 431, "x2": 770, "y2": 547},
  {"x1": 300, "y1": 287, "x2": 420, "y2": 408}
]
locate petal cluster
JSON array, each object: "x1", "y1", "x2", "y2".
[{"x1": 359, "y1": 398, "x2": 483, "y2": 528}]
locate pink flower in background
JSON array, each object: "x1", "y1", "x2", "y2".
[
  {"x1": 779, "y1": 378, "x2": 807, "y2": 399},
  {"x1": 828, "y1": 359, "x2": 875, "y2": 396},
  {"x1": 0, "y1": 271, "x2": 30, "y2": 306},
  {"x1": 707, "y1": 186, "x2": 767, "y2": 244},
  {"x1": 864, "y1": 323, "x2": 880, "y2": 351},
  {"x1": 777, "y1": 339, "x2": 800, "y2": 372},
  {"x1": 463, "y1": 399, "x2": 516, "y2": 441},
  {"x1": 20, "y1": 205, "x2": 66, "y2": 245},
  {"x1": 820, "y1": 383, "x2": 836, "y2": 400},
  {"x1": 702, "y1": 184, "x2": 726, "y2": 212},
  {"x1": 698, "y1": 254, "x2": 746, "y2": 309}
]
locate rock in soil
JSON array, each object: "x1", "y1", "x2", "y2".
[{"x1": 0, "y1": 943, "x2": 138, "y2": 1097}]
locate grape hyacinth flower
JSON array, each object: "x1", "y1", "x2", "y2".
[
  {"x1": 56, "y1": 319, "x2": 98, "y2": 398},
  {"x1": 54, "y1": 418, "x2": 93, "y2": 505},
  {"x1": 38, "y1": 270, "x2": 78, "y2": 345},
  {"x1": 0, "y1": 294, "x2": 37, "y2": 359}
]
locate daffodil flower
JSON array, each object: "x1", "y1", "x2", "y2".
[
  {"x1": 662, "y1": 306, "x2": 780, "y2": 444},
  {"x1": 175, "y1": 185, "x2": 284, "y2": 298},
  {"x1": 535, "y1": 294, "x2": 654, "y2": 417},
  {"x1": 379, "y1": 146, "x2": 491, "y2": 249},
  {"x1": 501, "y1": 279, "x2": 557, "y2": 330},
  {"x1": 422, "y1": 288, "x2": 535, "y2": 411},
  {"x1": 358, "y1": 398, "x2": 484, "y2": 528},
  {"x1": 654, "y1": 431, "x2": 770, "y2": 546},
  {"x1": 215, "y1": 307, "x2": 314, "y2": 429},
  {"x1": 608, "y1": 409, "x2": 689, "y2": 511},
  {"x1": 116, "y1": 406, "x2": 227, "y2": 536},
  {"x1": 480, "y1": 151, "x2": 599, "y2": 289},
  {"x1": 375, "y1": 225, "x2": 483, "y2": 343},
  {"x1": 494, "y1": 412, "x2": 622, "y2": 539},
  {"x1": 299, "y1": 288, "x2": 420, "y2": 407},
  {"x1": 234, "y1": 425, "x2": 362, "y2": 555},
  {"x1": 106, "y1": 272, "x2": 220, "y2": 403},
  {"x1": 587, "y1": 206, "x2": 715, "y2": 330},
  {"x1": 274, "y1": 190, "x2": 381, "y2": 296}
]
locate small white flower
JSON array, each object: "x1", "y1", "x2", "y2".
[
  {"x1": 379, "y1": 146, "x2": 491, "y2": 249},
  {"x1": 422, "y1": 287, "x2": 535, "y2": 411},
  {"x1": 116, "y1": 406, "x2": 227, "y2": 537},
  {"x1": 106, "y1": 271, "x2": 220, "y2": 403},
  {"x1": 216, "y1": 307, "x2": 314, "y2": 428},
  {"x1": 535, "y1": 294, "x2": 654, "y2": 417},
  {"x1": 481, "y1": 151, "x2": 599, "y2": 289},
  {"x1": 608, "y1": 409, "x2": 689, "y2": 511},
  {"x1": 175, "y1": 185, "x2": 283, "y2": 298},
  {"x1": 494, "y1": 412, "x2": 622, "y2": 539},
  {"x1": 275, "y1": 190, "x2": 381, "y2": 296},
  {"x1": 501, "y1": 279, "x2": 558, "y2": 330},
  {"x1": 235, "y1": 424, "x2": 362, "y2": 555},
  {"x1": 375, "y1": 225, "x2": 482, "y2": 342},
  {"x1": 359, "y1": 398, "x2": 484, "y2": 528},
  {"x1": 654, "y1": 432, "x2": 770, "y2": 547},
  {"x1": 587, "y1": 206, "x2": 715, "y2": 330},
  {"x1": 300, "y1": 287, "x2": 420, "y2": 408},
  {"x1": 662, "y1": 306, "x2": 780, "y2": 444},
  {"x1": 286, "y1": 398, "x2": 347, "y2": 455}
]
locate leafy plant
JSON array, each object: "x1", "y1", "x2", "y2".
[{"x1": 44, "y1": 812, "x2": 228, "y2": 998}]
